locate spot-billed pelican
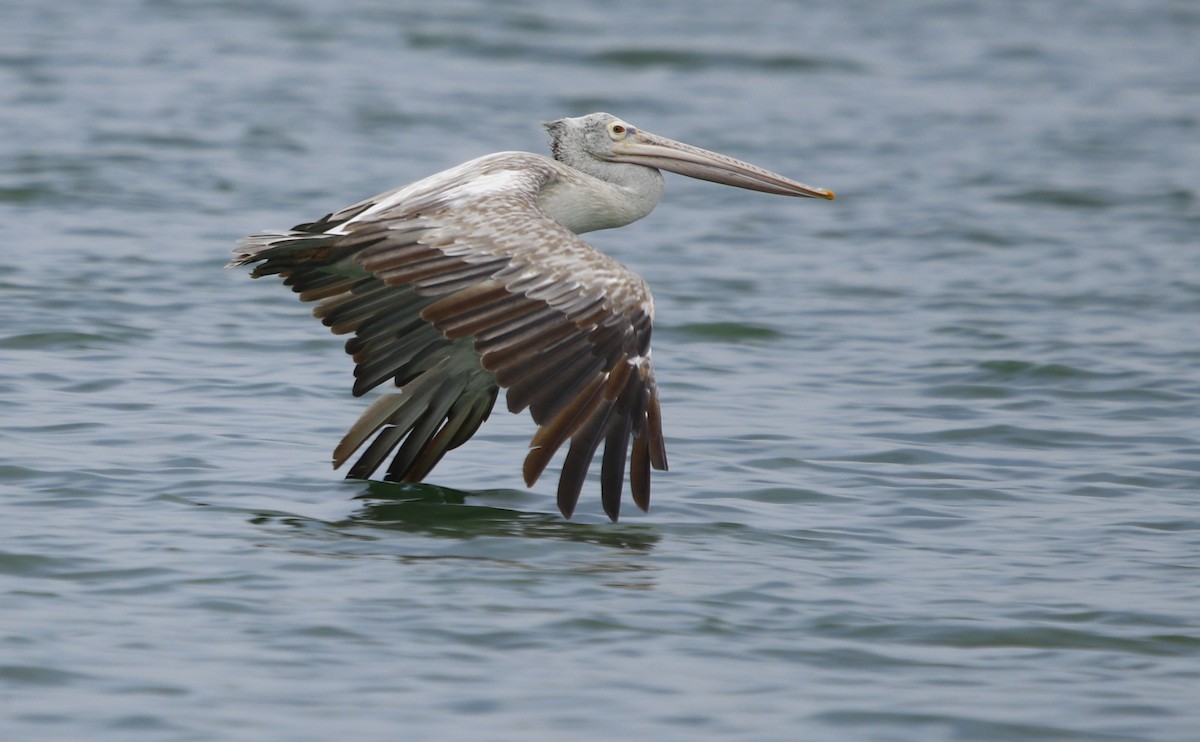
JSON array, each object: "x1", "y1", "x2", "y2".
[{"x1": 231, "y1": 112, "x2": 834, "y2": 521}]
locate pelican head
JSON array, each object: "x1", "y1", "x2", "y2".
[{"x1": 544, "y1": 112, "x2": 835, "y2": 200}]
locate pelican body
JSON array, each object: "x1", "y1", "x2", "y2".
[{"x1": 231, "y1": 113, "x2": 833, "y2": 521}]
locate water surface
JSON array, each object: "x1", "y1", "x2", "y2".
[{"x1": 2, "y1": 1, "x2": 1199, "y2": 739}]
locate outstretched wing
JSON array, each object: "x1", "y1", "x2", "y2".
[{"x1": 231, "y1": 152, "x2": 667, "y2": 520}]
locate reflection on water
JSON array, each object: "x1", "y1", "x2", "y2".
[{"x1": 347, "y1": 481, "x2": 661, "y2": 552}]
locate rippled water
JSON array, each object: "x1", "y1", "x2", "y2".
[{"x1": 3, "y1": 0, "x2": 1199, "y2": 739}]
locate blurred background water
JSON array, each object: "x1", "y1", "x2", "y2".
[{"x1": 2, "y1": 1, "x2": 1199, "y2": 739}]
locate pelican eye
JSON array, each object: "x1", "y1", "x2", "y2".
[{"x1": 608, "y1": 122, "x2": 629, "y2": 140}]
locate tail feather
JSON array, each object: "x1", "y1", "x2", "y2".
[{"x1": 228, "y1": 231, "x2": 357, "y2": 278}]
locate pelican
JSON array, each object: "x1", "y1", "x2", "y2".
[{"x1": 231, "y1": 112, "x2": 833, "y2": 521}]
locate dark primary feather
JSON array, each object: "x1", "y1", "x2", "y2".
[{"x1": 230, "y1": 153, "x2": 667, "y2": 520}]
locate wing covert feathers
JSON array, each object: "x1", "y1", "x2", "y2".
[{"x1": 231, "y1": 153, "x2": 667, "y2": 520}]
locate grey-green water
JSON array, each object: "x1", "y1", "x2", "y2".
[{"x1": 3, "y1": 1, "x2": 1199, "y2": 739}]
